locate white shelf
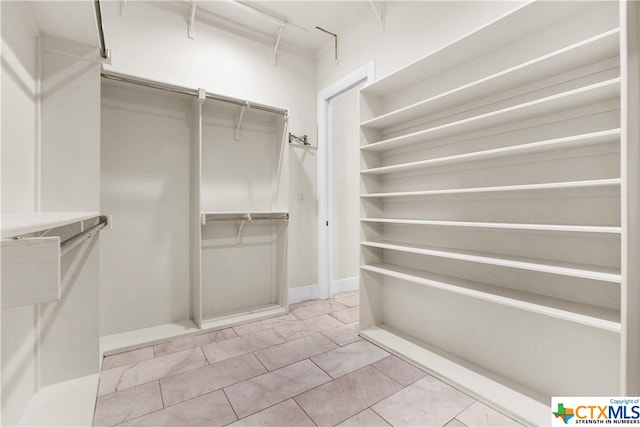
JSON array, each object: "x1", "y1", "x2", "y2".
[
  {"x1": 361, "y1": 30, "x2": 619, "y2": 130},
  {"x1": 361, "y1": 129, "x2": 620, "y2": 175},
  {"x1": 359, "y1": 325, "x2": 550, "y2": 426},
  {"x1": 361, "y1": 263, "x2": 620, "y2": 332},
  {"x1": 202, "y1": 304, "x2": 288, "y2": 331},
  {"x1": 360, "y1": 240, "x2": 621, "y2": 283},
  {"x1": 362, "y1": 78, "x2": 621, "y2": 153},
  {"x1": 1, "y1": 212, "x2": 101, "y2": 239},
  {"x1": 361, "y1": 218, "x2": 621, "y2": 234},
  {"x1": 361, "y1": 1, "x2": 606, "y2": 97},
  {"x1": 361, "y1": 178, "x2": 621, "y2": 199}
]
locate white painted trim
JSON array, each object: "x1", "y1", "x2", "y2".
[
  {"x1": 317, "y1": 62, "x2": 375, "y2": 300},
  {"x1": 288, "y1": 283, "x2": 319, "y2": 304},
  {"x1": 330, "y1": 276, "x2": 359, "y2": 296}
]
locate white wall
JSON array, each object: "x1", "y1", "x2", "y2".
[
  {"x1": 39, "y1": 37, "x2": 101, "y2": 212},
  {"x1": 101, "y1": 1, "x2": 318, "y2": 295},
  {"x1": 100, "y1": 84, "x2": 193, "y2": 335},
  {"x1": 1, "y1": 1, "x2": 37, "y2": 214},
  {"x1": 1, "y1": 4, "x2": 39, "y2": 424},
  {"x1": 330, "y1": 88, "x2": 360, "y2": 281},
  {"x1": 316, "y1": 1, "x2": 524, "y2": 91}
]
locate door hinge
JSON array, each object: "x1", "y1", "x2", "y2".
[{"x1": 326, "y1": 221, "x2": 329, "y2": 226}]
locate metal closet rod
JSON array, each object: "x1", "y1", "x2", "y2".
[
  {"x1": 101, "y1": 71, "x2": 288, "y2": 116},
  {"x1": 60, "y1": 216, "x2": 108, "y2": 256}
]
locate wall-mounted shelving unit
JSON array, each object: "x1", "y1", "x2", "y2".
[
  {"x1": 358, "y1": 1, "x2": 638, "y2": 424},
  {"x1": 194, "y1": 100, "x2": 290, "y2": 330}
]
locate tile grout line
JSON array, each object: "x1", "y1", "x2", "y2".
[
  {"x1": 221, "y1": 388, "x2": 241, "y2": 423},
  {"x1": 369, "y1": 405, "x2": 394, "y2": 426},
  {"x1": 291, "y1": 397, "x2": 320, "y2": 427},
  {"x1": 157, "y1": 380, "x2": 166, "y2": 409}
]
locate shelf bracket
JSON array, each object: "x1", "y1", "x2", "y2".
[
  {"x1": 271, "y1": 24, "x2": 286, "y2": 65},
  {"x1": 234, "y1": 102, "x2": 249, "y2": 141},
  {"x1": 120, "y1": 0, "x2": 127, "y2": 17},
  {"x1": 236, "y1": 213, "x2": 251, "y2": 244},
  {"x1": 368, "y1": 1, "x2": 385, "y2": 33},
  {"x1": 188, "y1": 0, "x2": 197, "y2": 39}
]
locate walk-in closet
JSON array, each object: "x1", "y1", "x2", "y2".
[{"x1": 2, "y1": 1, "x2": 639, "y2": 426}]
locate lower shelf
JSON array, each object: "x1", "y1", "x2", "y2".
[
  {"x1": 201, "y1": 304, "x2": 288, "y2": 330},
  {"x1": 361, "y1": 263, "x2": 620, "y2": 332},
  {"x1": 359, "y1": 325, "x2": 549, "y2": 427},
  {"x1": 101, "y1": 304, "x2": 288, "y2": 356}
]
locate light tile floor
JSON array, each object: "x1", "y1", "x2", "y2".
[{"x1": 93, "y1": 291, "x2": 522, "y2": 427}]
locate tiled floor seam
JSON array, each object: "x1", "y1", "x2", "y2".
[
  {"x1": 157, "y1": 380, "x2": 166, "y2": 408},
  {"x1": 369, "y1": 406, "x2": 393, "y2": 426},
  {"x1": 252, "y1": 350, "x2": 271, "y2": 371},
  {"x1": 221, "y1": 388, "x2": 241, "y2": 423},
  {"x1": 451, "y1": 399, "x2": 477, "y2": 423},
  {"x1": 291, "y1": 398, "x2": 319, "y2": 427}
]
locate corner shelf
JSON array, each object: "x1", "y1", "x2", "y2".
[{"x1": 1, "y1": 212, "x2": 101, "y2": 238}]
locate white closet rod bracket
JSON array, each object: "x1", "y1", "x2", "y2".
[
  {"x1": 235, "y1": 102, "x2": 249, "y2": 141},
  {"x1": 197, "y1": 88, "x2": 206, "y2": 103},
  {"x1": 121, "y1": 0, "x2": 127, "y2": 16},
  {"x1": 272, "y1": 24, "x2": 286, "y2": 65},
  {"x1": 188, "y1": 0, "x2": 197, "y2": 39},
  {"x1": 236, "y1": 214, "x2": 251, "y2": 244}
]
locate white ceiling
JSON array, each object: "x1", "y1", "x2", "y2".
[{"x1": 20, "y1": 1, "x2": 371, "y2": 56}]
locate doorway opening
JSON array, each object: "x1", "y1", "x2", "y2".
[{"x1": 317, "y1": 63, "x2": 374, "y2": 299}]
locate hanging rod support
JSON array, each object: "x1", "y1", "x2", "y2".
[
  {"x1": 272, "y1": 24, "x2": 286, "y2": 65},
  {"x1": 288, "y1": 132, "x2": 309, "y2": 146},
  {"x1": 235, "y1": 102, "x2": 249, "y2": 141},
  {"x1": 188, "y1": 0, "x2": 197, "y2": 39},
  {"x1": 316, "y1": 26, "x2": 338, "y2": 62}
]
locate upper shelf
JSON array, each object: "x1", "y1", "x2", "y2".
[
  {"x1": 1, "y1": 212, "x2": 101, "y2": 239},
  {"x1": 361, "y1": 129, "x2": 620, "y2": 175},
  {"x1": 362, "y1": 78, "x2": 621, "y2": 152},
  {"x1": 361, "y1": 1, "x2": 614, "y2": 97},
  {"x1": 361, "y1": 29, "x2": 619, "y2": 130},
  {"x1": 361, "y1": 178, "x2": 621, "y2": 200}
]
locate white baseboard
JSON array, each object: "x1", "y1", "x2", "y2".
[
  {"x1": 331, "y1": 276, "x2": 359, "y2": 295},
  {"x1": 288, "y1": 277, "x2": 359, "y2": 304},
  {"x1": 288, "y1": 283, "x2": 319, "y2": 304}
]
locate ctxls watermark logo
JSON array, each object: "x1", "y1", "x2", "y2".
[{"x1": 552, "y1": 398, "x2": 640, "y2": 426}]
